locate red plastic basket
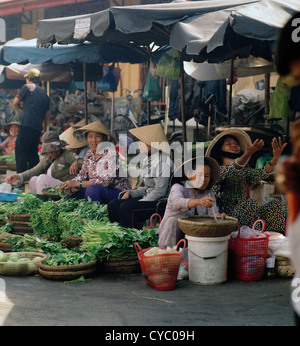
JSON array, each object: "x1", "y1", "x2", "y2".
[
  {"x1": 228, "y1": 219, "x2": 269, "y2": 281},
  {"x1": 134, "y1": 239, "x2": 186, "y2": 291}
]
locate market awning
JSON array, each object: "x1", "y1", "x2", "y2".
[
  {"x1": 170, "y1": 0, "x2": 300, "y2": 63},
  {"x1": 1, "y1": 37, "x2": 167, "y2": 65},
  {"x1": 36, "y1": 0, "x2": 260, "y2": 47}
]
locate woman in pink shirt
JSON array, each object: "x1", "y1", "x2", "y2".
[
  {"x1": 0, "y1": 121, "x2": 20, "y2": 156},
  {"x1": 60, "y1": 120, "x2": 131, "y2": 204}
]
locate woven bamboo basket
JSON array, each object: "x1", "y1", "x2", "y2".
[
  {"x1": 178, "y1": 215, "x2": 238, "y2": 237},
  {"x1": 65, "y1": 235, "x2": 83, "y2": 248},
  {"x1": 6, "y1": 214, "x2": 32, "y2": 222},
  {"x1": 102, "y1": 255, "x2": 141, "y2": 274},
  {"x1": 0, "y1": 252, "x2": 46, "y2": 276},
  {"x1": 39, "y1": 260, "x2": 97, "y2": 273},
  {"x1": 42, "y1": 191, "x2": 61, "y2": 200},
  {"x1": 8, "y1": 221, "x2": 34, "y2": 235},
  {"x1": 39, "y1": 267, "x2": 96, "y2": 280},
  {"x1": 0, "y1": 241, "x2": 12, "y2": 252}
]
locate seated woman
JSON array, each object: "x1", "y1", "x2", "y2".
[
  {"x1": 205, "y1": 129, "x2": 287, "y2": 233},
  {"x1": 0, "y1": 121, "x2": 20, "y2": 156},
  {"x1": 6, "y1": 131, "x2": 82, "y2": 195},
  {"x1": 60, "y1": 120, "x2": 131, "y2": 203},
  {"x1": 107, "y1": 123, "x2": 172, "y2": 229},
  {"x1": 157, "y1": 156, "x2": 225, "y2": 248}
]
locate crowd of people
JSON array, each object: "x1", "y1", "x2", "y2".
[{"x1": 3, "y1": 68, "x2": 289, "y2": 255}]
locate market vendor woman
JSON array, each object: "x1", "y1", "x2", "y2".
[
  {"x1": 0, "y1": 121, "x2": 20, "y2": 156},
  {"x1": 205, "y1": 129, "x2": 287, "y2": 233},
  {"x1": 6, "y1": 131, "x2": 82, "y2": 195},
  {"x1": 157, "y1": 156, "x2": 225, "y2": 248},
  {"x1": 60, "y1": 120, "x2": 131, "y2": 203}
]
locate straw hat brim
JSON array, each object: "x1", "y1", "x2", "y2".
[
  {"x1": 3, "y1": 121, "x2": 20, "y2": 133},
  {"x1": 129, "y1": 124, "x2": 169, "y2": 153},
  {"x1": 170, "y1": 156, "x2": 220, "y2": 187},
  {"x1": 59, "y1": 126, "x2": 86, "y2": 150},
  {"x1": 41, "y1": 141, "x2": 68, "y2": 155},
  {"x1": 205, "y1": 129, "x2": 252, "y2": 165},
  {"x1": 73, "y1": 120, "x2": 117, "y2": 145}
]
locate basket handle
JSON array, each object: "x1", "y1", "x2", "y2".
[
  {"x1": 134, "y1": 242, "x2": 143, "y2": 260},
  {"x1": 252, "y1": 218, "x2": 266, "y2": 233},
  {"x1": 143, "y1": 213, "x2": 162, "y2": 230},
  {"x1": 176, "y1": 238, "x2": 186, "y2": 254}
]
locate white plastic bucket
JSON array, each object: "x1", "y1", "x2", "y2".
[{"x1": 186, "y1": 234, "x2": 230, "y2": 285}]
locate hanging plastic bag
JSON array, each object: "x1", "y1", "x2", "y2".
[
  {"x1": 96, "y1": 64, "x2": 121, "y2": 92},
  {"x1": 143, "y1": 62, "x2": 162, "y2": 101},
  {"x1": 154, "y1": 49, "x2": 181, "y2": 80}
]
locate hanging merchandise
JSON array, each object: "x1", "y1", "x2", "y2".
[
  {"x1": 143, "y1": 61, "x2": 162, "y2": 101},
  {"x1": 96, "y1": 64, "x2": 121, "y2": 92},
  {"x1": 269, "y1": 77, "x2": 292, "y2": 119},
  {"x1": 154, "y1": 48, "x2": 180, "y2": 80}
]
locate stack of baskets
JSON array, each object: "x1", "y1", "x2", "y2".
[
  {"x1": 39, "y1": 260, "x2": 97, "y2": 281},
  {"x1": 6, "y1": 213, "x2": 33, "y2": 235}
]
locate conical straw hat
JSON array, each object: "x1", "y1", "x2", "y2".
[
  {"x1": 129, "y1": 124, "x2": 169, "y2": 153},
  {"x1": 170, "y1": 156, "x2": 220, "y2": 187},
  {"x1": 59, "y1": 126, "x2": 86, "y2": 150},
  {"x1": 205, "y1": 128, "x2": 252, "y2": 165},
  {"x1": 73, "y1": 120, "x2": 117, "y2": 144}
]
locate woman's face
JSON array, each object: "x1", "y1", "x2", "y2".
[
  {"x1": 48, "y1": 149, "x2": 61, "y2": 161},
  {"x1": 138, "y1": 141, "x2": 151, "y2": 154},
  {"x1": 9, "y1": 124, "x2": 19, "y2": 136},
  {"x1": 188, "y1": 165, "x2": 211, "y2": 190},
  {"x1": 221, "y1": 136, "x2": 240, "y2": 154},
  {"x1": 87, "y1": 131, "x2": 104, "y2": 152}
]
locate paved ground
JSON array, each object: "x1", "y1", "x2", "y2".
[{"x1": 0, "y1": 272, "x2": 294, "y2": 327}]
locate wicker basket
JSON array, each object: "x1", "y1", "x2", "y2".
[
  {"x1": 40, "y1": 260, "x2": 97, "y2": 273},
  {"x1": 65, "y1": 235, "x2": 83, "y2": 248},
  {"x1": 42, "y1": 191, "x2": 61, "y2": 200},
  {"x1": 0, "y1": 241, "x2": 12, "y2": 252},
  {"x1": 0, "y1": 252, "x2": 46, "y2": 276},
  {"x1": 178, "y1": 215, "x2": 238, "y2": 237},
  {"x1": 102, "y1": 256, "x2": 141, "y2": 274},
  {"x1": 8, "y1": 221, "x2": 34, "y2": 235},
  {"x1": 6, "y1": 214, "x2": 32, "y2": 222},
  {"x1": 39, "y1": 267, "x2": 96, "y2": 281}
]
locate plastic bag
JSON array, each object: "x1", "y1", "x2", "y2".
[
  {"x1": 154, "y1": 49, "x2": 180, "y2": 80},
  {"x1": 143, "y1": 67, "x2": 162, "y2": 101},
  {"x1": 231, "y1": 219, "x2": 267, "y2": 239},
  {"x1": 0, "y1": 182, "x2": 12, "y2": 193},
  {"x1": 96, "y1": 65, "x2": 120, "y2": 92}
]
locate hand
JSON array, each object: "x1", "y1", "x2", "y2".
[
  {"x1": 198, "y1": 196, "x2": 215, "y2": 208},
  {"x1": 271, "y1": 137, "x2": 287, "y2": 162},
  {"x1": 69, "y1": 161, "x2": 80, "y2": 175},
  {"x1": 5, "y1": 174, "x2": 20, "y2": 184},
  {"x1": 60, "y1": 180, "x2": 79, "y2": 192},
  {"x1": 246, "y1": 139, "x2": 264, "y2": 156},
  {"x1": 121, "y1": 191, "x2": 130, "y2": 199},
  {"x1": 220, "y1": 212, "x2": 227, "y2": 219}
]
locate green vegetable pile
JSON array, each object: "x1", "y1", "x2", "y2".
[{"x1": 80, "y1": 220, "x2": 158, "y2": 262}]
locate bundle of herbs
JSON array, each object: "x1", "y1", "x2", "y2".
[{"x1": 80, "y1": 220, "x2": 158, "y2": 262}]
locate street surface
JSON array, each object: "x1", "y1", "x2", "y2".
[{"x1": 0, "y1": 273, "x2": 294, "y2": 327}]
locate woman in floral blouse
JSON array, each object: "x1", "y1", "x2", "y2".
[
  {"x1": 60, "y1": 120, "x2": 131, "y2": 203},
  {"x1": 206, "y1": 129, "x2": 287, "y2": 233}
]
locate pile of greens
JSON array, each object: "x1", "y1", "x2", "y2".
[{"x1": 80, "y1": 220, "x2": 158, "y2": 262}]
